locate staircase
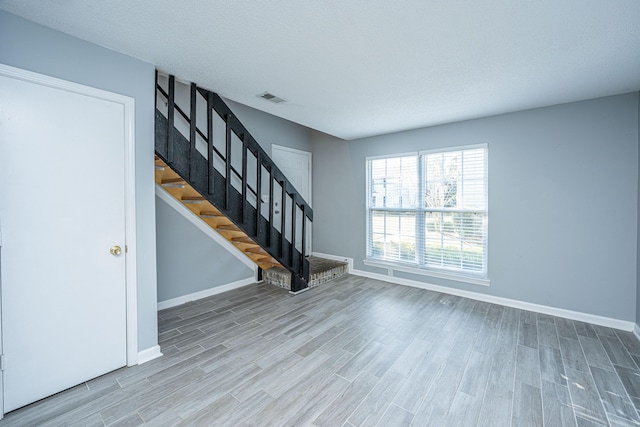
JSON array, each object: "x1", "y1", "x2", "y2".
[{"x1": 155, "y1": 73, "x2": 333, "y2": 292}]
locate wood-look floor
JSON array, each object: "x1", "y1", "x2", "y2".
[{"x1": 3, "y1": 275, "x2": 640, "y2": 426}]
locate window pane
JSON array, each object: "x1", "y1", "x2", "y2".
[
  {"x1": 422, "y1": 146, "x2": 487, "y2": 274},
  {"x1": 424, "y1": 211, "x2": 444, "y2": 265},
  {"x1": 424, "y1": 212, "x2": 486, "y2": 272},
  {"x1": 460, "y1": 148, "x2": 487, "y2": 210},
  {"x1": 425, "y1": 148, "x2": 486, "y2": 210},
  {"x1": 461, "y1": 179, "x2": 485, "y2": 210},
  {"x1": 425, "y1": 152, "x2": 461, "y2": 208},
  {"x1": 370, "y1": 211, "x2": 415, "y2": 262},
  {"x1": 462, "y1": 149, "x2": 485, "y2": 179},
  {"x1": 369, "y1": 156, "x2": 418, "y2": 209}
]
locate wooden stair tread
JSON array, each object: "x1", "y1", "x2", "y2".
[
  {"x1": 217, "y1": 231, "x2": 246, "y2": 239},
  {"x1": 231, "y1": 242, "x2": 257, "y2": 251},
  {"x1": 216, "y1": 225, "x2": 241, "y2": 231},
  {"x1": 244, "y1": 246, "x2": 268, "y2": 254},
  {"x1": 162, "y1": 178, "x2": 186, "y2": 184},
  {"x1": 201, "y1": 216, "x2": 232, "y2": 224},
  {"x1": 257, "y1": 263, "x2": 277, "y2": 270},
  {"x1": 246, "y1": 252, "x2": 275, "y2": 262},
  {"x1": 232, "y1": 236, "x2": 255, "y2": 244},
  {"x1": 181, "y1": 196, "x2": 204, "y2": 204},
  {"x1": 200, "y1": 211, "x2": 224, "y2": 218},
  {"x1": 162, "y1": 180, "x2": 185, "y2": 188}
]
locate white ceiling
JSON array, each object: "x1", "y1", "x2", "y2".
[{"x1": 2, "y1": 1, "x2": 639, "y2": 140}]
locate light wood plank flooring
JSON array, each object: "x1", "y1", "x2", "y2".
[{"x1": 2, "y1": 275, "x2": 640, "y2": 426}]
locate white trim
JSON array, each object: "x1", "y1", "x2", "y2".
[
  {"x1": 157, "y1": 277, "x2": 256, "y2": 310},
  {"x1": 137, "y1": 345, "x2": 163, "y2": 365},
  {"x1": 418, "y1": 142, "x2": 488, "y2": 156},
  {"x1": 353, "y1": 267, "x2": 634, "y2": 331},
  {"x1": 123, "y1": 82, "x2": 138, "y2": 367},
  {"x1": 289, "y1": 288, "x2": 310, "y2": 295},
  {"x1": 155, "y1": 184, "x2": 258, "y2": 272},
  {"x1": 316, "y1": 252, "x2": 636, "y2": 331},
  {"x1": 363, "y1": 259, "x2": 490, "y2": 287},
  {"x1": 0, "y1": 64, "x2": 122, "y2": 101},
  {"x1": 0, "y1": 64, "x2": 139, "y2": 367},
  {"x1": 365, "y1": 151, "x2": 419, "y2": 161}
]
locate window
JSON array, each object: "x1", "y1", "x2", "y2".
[{"x1": 366, "y1": 145, "x2": 488, "y2": 280}]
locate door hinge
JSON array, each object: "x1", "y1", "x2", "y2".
[{"x1": 0, "y1": 354, "x2": 5, "y2": 371}]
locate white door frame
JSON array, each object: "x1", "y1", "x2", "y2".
[{"x1": 0, "y1": 64, "x2": 139, "y2": 376}]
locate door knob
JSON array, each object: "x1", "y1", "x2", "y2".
[{"x1": 110, "y1": 246, "x2": 122, "y2": 256}]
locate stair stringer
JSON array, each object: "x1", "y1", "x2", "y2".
[
  {"x1": 155, "y1": 156, "x2": 284, "y2": 272},
  {"x1": 155, "y1": 184, "x2": 259, "y2": 275}
]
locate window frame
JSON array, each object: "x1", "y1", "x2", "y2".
[{"x1": 365, "y1": 144, "x2": 489, "y2": 285}]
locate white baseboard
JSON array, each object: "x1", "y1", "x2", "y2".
[
  {"x1": 137, "y1": 345, "x2": 163, "y2": 365},
  {"x1": 353, "y1": 267, "x2": 635, "y2": 331},
  {"x1": 157, "y1": 277, "x2": 256, "y2": 310},
  {"x1": 314, "y1": 252, "x2": 636, "y2": 332}
]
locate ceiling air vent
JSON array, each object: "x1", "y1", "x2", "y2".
[{"x1": 258, "y1": 92, "x2": 287, "y2": 104}]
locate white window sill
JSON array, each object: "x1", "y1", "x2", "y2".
[{"x1": 363, "y1": 259, "x2": 490, "y2": 287}]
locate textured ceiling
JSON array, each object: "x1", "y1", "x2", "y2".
[{"x1": 2, "y1": 1, "x2": 639, "y2": 140}]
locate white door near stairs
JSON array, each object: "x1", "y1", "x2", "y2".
[
  {"x1": 271, "y1": 145, "x2": 312, "y2": 207},
  {"x1": 271, "y1": 145, "x2": 312, "y2": 254},
  {"x1": 0, "y1": 65, "x2": 137, "y2": 413}
]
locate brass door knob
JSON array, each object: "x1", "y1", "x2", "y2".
[{"x1": 110, "y1": 246, "x2": 122, "y2": 256}]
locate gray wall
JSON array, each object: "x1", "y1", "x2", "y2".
[
  {"x1": 313, "y1": 93, "x2": 640, "y2": 322},
  {"x1": 637, "y1": 92, "x2": 640, "y2": 325},
  {"x1": 155, "y1": 196, "x2": 254, "y2": 302},
  {"x1": 224, "y1": 98, "x2": 314, "y2": 154},
  {"x1": 0, "y1": 11, "x2": 158, "y2": 351}
]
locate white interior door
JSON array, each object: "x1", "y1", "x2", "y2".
[
  {"x1": 272, "y1": 145, "x2": 312, "y2": 207},
  {"x1": 271, "y1": 145, "x2": 312, "y2": 254},
  {"x1": 0, "y1": 70, "x2": 128, "y2": 412}
]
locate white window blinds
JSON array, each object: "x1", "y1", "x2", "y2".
[
  {"x1": 366, "y1": 146, "x2": 488, "y2": 278},
  {"x1": 368, "y1": 156, "x2": 418, "y2": 262}
]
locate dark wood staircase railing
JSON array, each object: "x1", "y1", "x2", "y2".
[{"x1": 155, "y1": 73, "x2": 312, "y2": 292}]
